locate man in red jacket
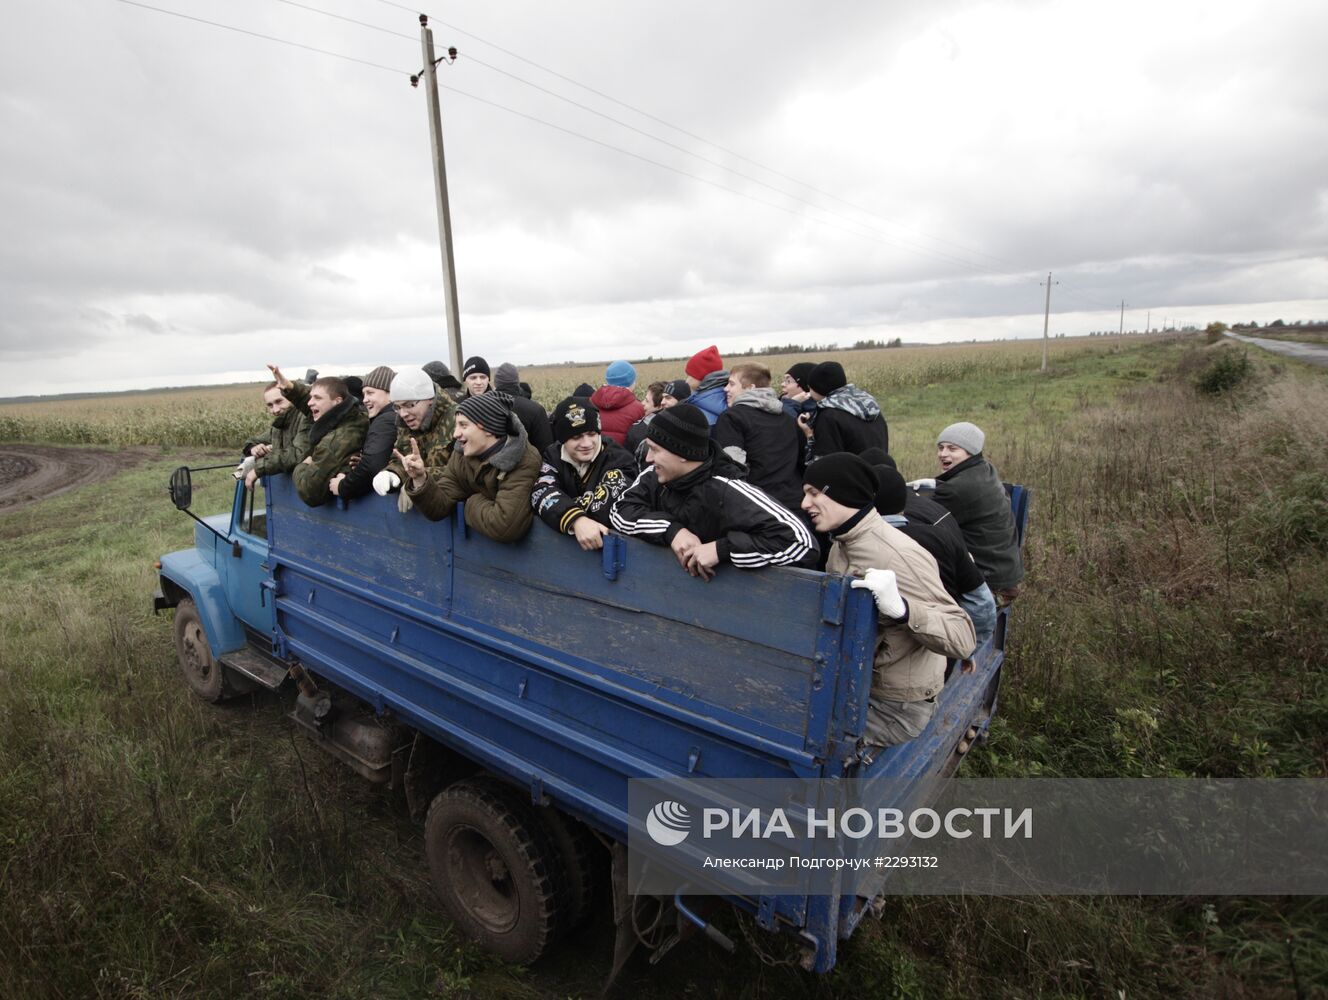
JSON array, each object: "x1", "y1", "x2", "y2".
[{"x1": 590, "y1": 360, "x2": 645, "y2": 447}]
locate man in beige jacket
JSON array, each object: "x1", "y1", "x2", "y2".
[{"x1": 802, "y1": 453, "x2": 975, "y2": 747}]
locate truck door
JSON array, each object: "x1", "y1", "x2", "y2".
[{"x1": 217, "y1": 479, "x2": 276, "y2": 638}]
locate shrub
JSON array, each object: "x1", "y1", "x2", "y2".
[{"x1": 1195, "y1": 351, "x2": 1253, "y2": 395}]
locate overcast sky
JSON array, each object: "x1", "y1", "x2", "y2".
[{"x1": 4, "y1": 0, "x2": 1327, "y2": 395}]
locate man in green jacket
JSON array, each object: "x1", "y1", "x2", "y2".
[
  {"x1": 397, "y1": 390, "x2": 541, "y2": 542},
  {"x1": 276, "y1": 373, "x2": 369, "y2": 508},
  {"x1": 239, "y1": 382, "x2": 311, "y2": 490}
]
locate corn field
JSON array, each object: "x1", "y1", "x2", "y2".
[{"x1": 0, "y1": 335, "x2": 1145, "y2": 449}]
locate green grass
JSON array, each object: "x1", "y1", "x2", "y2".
[{"x1": 1, "y1": 338, "x2": 1325, "y2": 997}]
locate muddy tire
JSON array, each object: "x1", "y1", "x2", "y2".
[
  {"x1": 424, "y1": 778, "x2": 568, "y2": 964},
  {"x1": 173, "y1": 599, "x2": 239, "y2": 702},
  {"x1": 539, "y1": 807, "x2": 602, "y2": 930}
]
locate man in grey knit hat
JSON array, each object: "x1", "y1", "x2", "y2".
[
  {"x1": 911, "y1": 421, "x2": 1024, "y2": 604},
  {"x1": 396, "y1": 390, "x2": 542, "y2": 542}
]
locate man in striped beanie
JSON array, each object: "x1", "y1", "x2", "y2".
[{"x1": 395, "y1": 389, "x2": 542, "y2": 542}]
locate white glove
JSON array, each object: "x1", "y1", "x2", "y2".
[
  {"x1": 906, "y1": 478, "x2": 936, "y2": 491},
  {"x1": 851, "y1": 568, "x2": 908, "y2": 620},
  {"x1": 372, "y1": 470, "x2": 402, "y2": 496},
  {"x1": 234, "y1": 455, "x2": 256, "y2": 479}
]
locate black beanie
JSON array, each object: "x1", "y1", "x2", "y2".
[
  {"x1": 808, "y1": 361, "x2": 847, "y2": 396},
  {"x1": 786, "y1": 362, "x2": 815, "y2": 392},
  {"x1": 573, "y1": 382, "x2": 595, "y2": 398},
  {"x1": 803, "y1": 453, "x2": 879, "y2": 510},
  {"x1": 873, "y1": 466, "x2": 909, "y2": 515},
  {"x1": 663, "y1": 378, "x2": 692, "y2": 401},
  {"x1": 859, "y1": 447, "x2": 893, "y2": 469},
  {"x1": 457, "y1": 390, "x2": 514, "y2": 436},
  {"x1": 341, "y1": 375, "x2": 363, "y2": 399},
  {"x1": 646, "y1": 404, "x2": 711, "y2": 462},
  {"x1": 462, "y1": 356, "x2": 490, "y2": 379},
  {"x1": 551, "y1": 396, "x2": 600, "y2": 443}
]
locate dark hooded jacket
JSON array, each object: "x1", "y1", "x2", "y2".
[
  {"x1": 609, "y1": 444, "x2": 817, "y2": 569},
  {"x1": 589, "y1": 385, "x2": 645, "y2": 446},
  {"x1": 934, "y1": 453, "x2": 1024, "y2": 591},
  {"x1": 406, "y1": 413, "x2": 542, "y2": 542},
  {"x1": 881, "y1": 493, "x2": 986, "y2": 602},
  {"x1": 713, "y1": 387, "x2": 803, "y2": 511},
  {"x1": 531, "y1": 436, "x2": 639, "y2": 535},
  {"x1": 808, "y1": 384, "x2": 889, "y2": 459},
  {"x1": 335, "y1": 405, "x2": 399, "y2": 499},
  {"x1": 284, "y1": 382, "x2": 369, "y2": 507}
]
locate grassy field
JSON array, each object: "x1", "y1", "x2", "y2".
[{"x1": 1, "y1": 334, "x2": 1325, "y2": 998}]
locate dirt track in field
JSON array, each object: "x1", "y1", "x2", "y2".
[{"x1": 0, "y1": 444, "x2": 151, "y2": 513}]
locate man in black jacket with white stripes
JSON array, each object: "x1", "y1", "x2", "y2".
[{"x1": 610, "y1": 404, "x2": 817, "y2": 579}]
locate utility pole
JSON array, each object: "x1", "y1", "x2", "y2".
[
  {"x1": 1119, "y1": 299, "x2": 1125, "y2": 337},
  {"x1": 416, "y1": 15, "x2": 463, "y2": 374},
  {"x1": 1040, "y1": 272, "x2": 1057, "y2": 371},
  {"x1": 1146, "y1": 309, "x2": 1151, "y2": 335}
]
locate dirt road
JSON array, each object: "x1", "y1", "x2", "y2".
[{"x1": 0, "y1": 444, "x2": 146, "y2": 512}]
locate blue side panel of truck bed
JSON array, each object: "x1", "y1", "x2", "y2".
[{"x1": 164, "y1": 475, "x2": 1027, "y2": 973}]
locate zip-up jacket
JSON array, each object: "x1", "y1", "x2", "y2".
[
  {"x1": 610, "y1": 446, "x2": 817, "y2": 569},
  {"x1": 934, "y1": 453, "x2": 1025, "y2": 591},
  {"x1": 589, "y1": 385, "x2": 645, "y2": 446},
  {"x1": 336, "y1": 406, "x2": 398, "y2": 499},
  {"x1": 808, "y1": 384, "x2": 889, "y2": 460},
  {"x1": 531, "y1": 437, "x2": 639, "y2": 534},
  {"x1": 826, "y1": 510, "x2": 974, "y2": 716},
  {"x1": 688, "y1": 371, "x2": 729, "y2": 427},
  {"x1": 713, "y1": 388, "x2": 804, "y2": 511},
  {"x1": 406, "y1": 416, "x2": 541, "y2": 542}
]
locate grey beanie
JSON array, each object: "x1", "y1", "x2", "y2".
[
  {"x1": 936, "y1": 421, "x2": 985, "y2": 456},
  {"x1": 493, "y1": 362, "x2": 521, "y2": 392}
]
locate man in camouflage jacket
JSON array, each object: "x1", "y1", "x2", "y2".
[
  {"x1": 372, "y1": 368, "x2": 455, "y2": 501},
  {"x1": 239, "y1": 382, "x2": 311, "y2": 489},
  {"x1": 281, "y1": 376, "x2": 369, "y2": 507}
]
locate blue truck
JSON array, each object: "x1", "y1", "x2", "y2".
[{"x1": 155, "y1": 466, "x2": 1029, "y2": 976}]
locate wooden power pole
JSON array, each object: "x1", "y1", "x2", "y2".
[
  {"x1": 1040, "y1": 272, "x2": 1057, "y2": 371},
  {"x1": 417, "y1": 16, "x2": 463, "y2": 375}
]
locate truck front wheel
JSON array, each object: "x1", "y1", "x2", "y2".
[
  {"x1": 173, "y1": 599, "x2": 237, "y2": 703},
  {"x1": 424, "y1": 778, "x2": 568, "y2": 964}
]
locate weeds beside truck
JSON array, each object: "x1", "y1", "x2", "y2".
[{"x1": 155, "y1": 469, "x2": 1029, "y2": 976}]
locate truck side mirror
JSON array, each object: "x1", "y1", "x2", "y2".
[{"x1": 170, "y1": 466, "x2": 193, "y2": 510}]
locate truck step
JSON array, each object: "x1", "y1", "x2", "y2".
[{"x1": 219, "y1": 647, "x2": 290, "y2": 690}]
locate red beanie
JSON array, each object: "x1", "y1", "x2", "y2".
[{"x1": 685, "y1": 345, "x2": 723, "y2": 381}]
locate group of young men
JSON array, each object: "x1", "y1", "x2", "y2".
[{"x1": 237, "y1": 344, "x2": 1024, "y2": 749}]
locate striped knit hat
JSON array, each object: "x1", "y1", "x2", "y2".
[
  {"x1": 362, "y1": 365, "x2": 396, "y2": 392},
  {"x1": 457, "y1": 390, "x2": 515, "y2": 436}
]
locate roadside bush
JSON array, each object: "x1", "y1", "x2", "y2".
[{"x1": 1194, "y1": 350, "x2": 1254, "y2": 395}]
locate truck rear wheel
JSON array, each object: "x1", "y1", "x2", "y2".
[
  {"x1": 173, "y1": 599, "x2": 240, "y2": 702},
  {"x1": 424, "y1": 778, "x2": 567, "y2": 964}
]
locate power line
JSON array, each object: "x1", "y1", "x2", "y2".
[
  {"x1": 364, "y1": 0, "x2": 1019, "y2": 270},
  {"x1": 272, "y1": 0, "x2": 415, "y2": 42},
  {"x1": 112, "y1": 1, "x2": 943, "y2": 255},
  {"x1": 275, "y1": 1, "x2": 1005, "y2": 273},
  {"x1": 114, "y1": 0, "x2": 404, "y2": 75}
]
